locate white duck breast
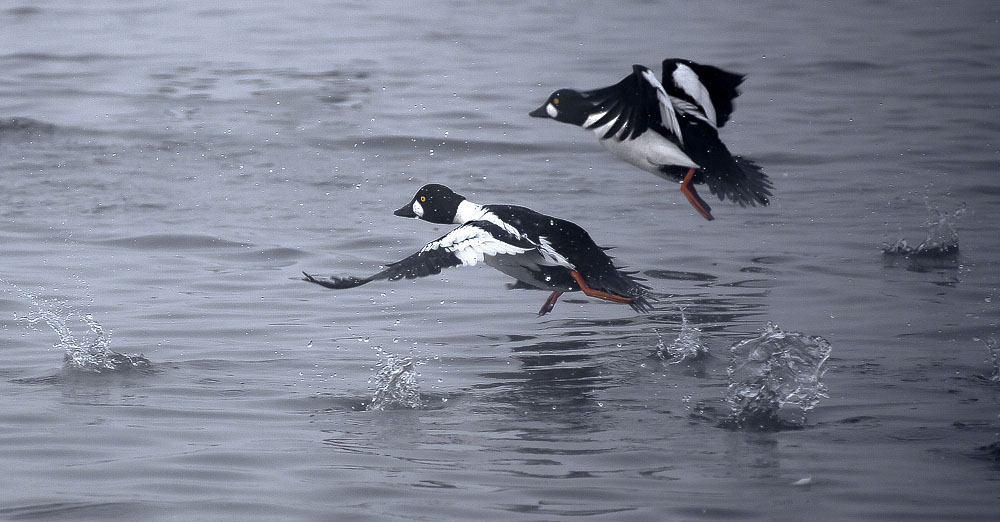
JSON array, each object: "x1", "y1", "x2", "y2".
[{"x1": 586, "y1": 111, "x2": 699, "y2": 173}]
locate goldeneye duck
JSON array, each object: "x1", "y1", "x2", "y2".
[
  {"x1": 530, "y1": 61, "x2": 772, "y2": 221},
  {"x1": 303, "y1": 184, "x2": 651, "y2": 316}
]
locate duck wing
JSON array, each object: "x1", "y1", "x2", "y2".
[
  {"x1": 661, "y1": 59, "x2": 745, "y2": 129},
  {"x1": 303, "y1": 221, "x2": 537, "y2": 289},
  {"x1": 582, "y1": 65, "x2": 683, "y2": 145}
]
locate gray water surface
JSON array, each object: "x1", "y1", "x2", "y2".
[{"x1": 2, "y1": 1, "x2": 999, "y2": 520}]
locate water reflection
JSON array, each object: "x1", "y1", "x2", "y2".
[{"x1": 478, "y1": 338, "x2": 609, "y2": 416}]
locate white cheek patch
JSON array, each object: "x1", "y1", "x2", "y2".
[
  {"x1": 546, "y1": 103, "x2": 558, "y2": 118},
  {"x1": 412, "y1": 200, "x2": 424, "y2": 217}
]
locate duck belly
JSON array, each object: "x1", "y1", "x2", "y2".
[
  {"x1": 485, "y1": 255, "x2": 577, "y2": 291},
  {"x1": 597, "y1": 131, "x2": 699, "y2": 174}
]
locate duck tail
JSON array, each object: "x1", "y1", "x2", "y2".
[
  {"x1": 612, "y1": 267, "x2": 655, "y2": 314},
  {"x1": 731, "y1": 156, "x2": 773, "y2": 207},
  {"x1": 702, "y1": 155, "x2": 773, "y2": 208}
]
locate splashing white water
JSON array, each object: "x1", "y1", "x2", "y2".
[
  {"x1": 655, "y1": 308, "x2": 707, "y2": 363},
  {"x1": 366, "y1": 346, "x2": 422, "y2": 411},
  {"x1": 883, "y1": 200, "x2": 965, "y2": 258},
  {"x1": 724, "y1": 322, "x2": 831, "y2": 430},
  {"x1": 6, "y1": 281, "x2": 149, "y2": 372}
]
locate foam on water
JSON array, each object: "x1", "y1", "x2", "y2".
[
  {"x1": 365, "y1": 346, "x2": 422, "y2": 411},
  {"x1": 4, "y1": 281, "x2": 150, "y2": 373},
  {"x1": 723, "y1": 322, "x2": 832, "y2": 430},
  {"x1": 655, "y1": 308, "x2": 708, "y2": 364}
]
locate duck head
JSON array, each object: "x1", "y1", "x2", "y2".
[{"x1": 394, "y1": 183, "x2": 467, "y2": 224}]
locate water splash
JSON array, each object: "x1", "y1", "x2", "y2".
[
  {"x1": 6, "y1": 281, "x2": 150, "y2": 373},
  {"x1": 366, "y1": 346, "x2": 422, "y2": 411},
  {"x1": 723, "y1": 322, "x2": 831, "y2": 430},
  {"x1": 882, "y1": 200, "x2": 965, "y2": 261},
  {"x1": 655, "y1": 308, "x2": 707, "y2": 363}
]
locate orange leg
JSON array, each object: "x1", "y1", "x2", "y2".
[
  {"x1": 538, "y1": 291, "x2": 563, "y2": 316},
  {"x1": 680, "y1": 168, "x2": 715, "y2": 221},
  {"x1": 569, "y1": 271, "x2": 634, "y2": 304}
]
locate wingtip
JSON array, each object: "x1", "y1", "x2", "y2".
[{"x1": 632, "y1": 63, "x2": 654, "y2": 77}]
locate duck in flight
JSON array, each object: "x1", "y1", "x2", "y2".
[
  {"x1": 530, "y1": 59, "x2": 772, "y2": 221},
  {"x1": 303, "y1": 184, "x2": 651, "y2": 316}
]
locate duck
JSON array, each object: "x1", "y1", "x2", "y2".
[
  {"x1": 302, "y1": 184, "x2": 651, "y2": 316},
  {"x1": 529, "y1": 59, "x2": 772, "y2": 221}
]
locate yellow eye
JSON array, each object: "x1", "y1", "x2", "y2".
[
  {"x1": 553, "y1": 98, "x2": 559, "y2": 105},
  {"x1": 419, "y1": 196, "x2": 426, "y2": 202}
]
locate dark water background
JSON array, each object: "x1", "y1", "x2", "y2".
[{"x1": 2, "y1": 1, "x2": 999, "y2": 520}]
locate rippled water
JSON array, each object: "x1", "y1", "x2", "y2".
[{"x1": 2, "y1": 1, "x2": 999, "y2": 521}]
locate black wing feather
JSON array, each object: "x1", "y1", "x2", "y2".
[
  {"x1": 581, "y1": 65, "x2": 664, "y2": 142},
  {"x1": 684, "y1": 61, "x2": 744, "y2": 128},
  {"x1": 303, "y1": 221, "x2": 537, "y2": 290},
  {"x1": 662, "y1": 58, "x2": 745, "y2": 128},
  {"x1": 702, "y1": 155, "x2": 773, "y2": 207}
]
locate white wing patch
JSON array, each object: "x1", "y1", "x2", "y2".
[
  {"x1": 640, "y1": 68, "x2": 683, "y2": 146},
  {"x1": 537, "y1": 237, "x2": 573, "y2": 268},
  {"x1": 478, "y1": 210, "x2": 523, "y2": 238},
  {"x1": 452, "y1": 201, "x2": 522, "y2": 239},
  {"x1": 584, "y1": 110, "x2": 611, "y2": 132},
  {"x1": 420, "y1": 224, "x2": 532, "y2": 267},
  {"x1": 668, "y1": 96, "x2": 714, "y2": 127},
  {"x1": 671, "y1": 64, "x2": 716, "y2": 127}
]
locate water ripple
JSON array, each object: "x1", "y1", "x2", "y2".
[
  {"x1": 0, "y1": 501, "x2": 145, "y2": 521},
  {"x1": 322, "y1": 135, "x2": 549, "y2": 155},
  {"x1": 96, "y1": 234, "x2": 250, "y2": 250}
]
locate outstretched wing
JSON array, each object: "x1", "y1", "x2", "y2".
[
  {"x1": 302, "y1": 221, "x2": 537, "y2": 290},
  {"x1": 581, "y1": 64, "x2": 683, "y2": 145},
  {"x1": 661, "y1": 59, "x2": 745, "y2": 129}
]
